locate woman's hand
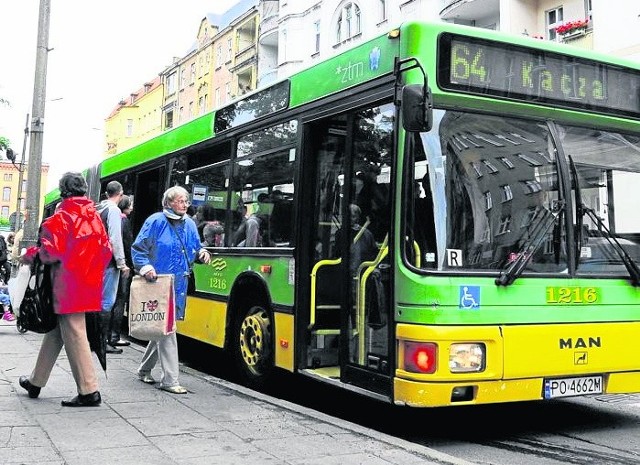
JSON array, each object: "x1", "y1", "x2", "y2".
[
  {"x1": 144, "y1": 269, "x2": 157, "y2": 282},
  {"x1": 198, "y1": 249, "x2": 211, "y2": 264}
]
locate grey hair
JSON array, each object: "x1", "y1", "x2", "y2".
[{"x1": 162, "y1": 186, "x2": 189, "y2": 208}]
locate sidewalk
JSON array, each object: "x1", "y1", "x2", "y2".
[{"x1": 0, "y1": 318, "x2": 473, "y2": 465}]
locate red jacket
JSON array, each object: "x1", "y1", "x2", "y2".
[{"x1": 39, "y1": 197, "x2": 112, "y2": 314}]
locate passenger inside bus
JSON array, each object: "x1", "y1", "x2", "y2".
[
  {"x1": 233, "y1": 193, "x2": 273, "y2": 247},
  {"x1": 335, "y1": 204, "x2": 379, "y2": 278}
]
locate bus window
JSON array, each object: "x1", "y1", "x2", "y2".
[
  {"x1": 409, "y1": 110, "x2": 567, "y2": 273},
  {"x1": 558, "y1": 124, "x2": 640, "y2": 275},
  {"x1": 188, "y1": 162, "x2": 230, "y2": 246},
  {"x1": 230, "y1": 121, "x2": 298, "y2": 247}
]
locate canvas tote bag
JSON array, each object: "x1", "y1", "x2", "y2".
[{"x1": 128, "y1": 274, "x2": 176, "y2": 340}]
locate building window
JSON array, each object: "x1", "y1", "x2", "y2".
[
  {"x1": 517, "y1": 153, "x2": 543, "y2": 166},
  {"x1": 522, "y1": 180, "x2": 542, "y2": 194},
  {"x1": 379, "y1": 0, "x2": 387, "y2": 22},
  {"x1": 217, "y1": 45, "x2": 223, "y2": 66},
  {"x1": 1, "y1": 206, "x2": 8, "y2": 218},
  {"x1": 482, "y1": 159, "x2": 498, "y2": 173},
  {"x1": 215, "y1": 88, "x2": 221, "y2": 107},
  {"x1": 180, "y1": 66, "x2": 186, "y2": 88},
  {"x1": 167, "y1": 72, "x2": 177, "y2": 95},
  {"x1": 3, "y1": 174, "x2": 12, "y2": 181},
  {"x1": 189, "y1": 102, "x2": 194, "y2": 118},
  {"x1": 497, "y1": 215, "x2": 512, "y2": 235},
  {"x1": 499, "y1": 157, "x2": 515, "y2": 169},
  {"x1": 471, "y1": 162, "x2": 483, "y2": 178},
  {"x1": 190, "y1": 64, "x2": 196, "y2": 84},
  {"x1": 225, "y1": 83, "x2": 231, "y2": 101},
  {"x1": 484, "y1": 191, "x2": 492, "y2": 210},
  {"x1": 126, "y1": 119, "x2": 133, "y2": 137},
  {"x1": 314, "y1": 21, "x2": 321, "y2": 53},
  {"x1": 501, "y1": 185, "x2": 513, "y2": 202},
  {"x1": 165, "y1": 110, "x2": 174, "y2": 129},
  {"x1": 199, "y1": 96, "x2": 205, "y2": 115},
  {"x1": 546, "y1": 7, "x2": 563, "y2": 41},
  {"x1": 227, "y1": 38, "x2": 233, "y2": 61},
  {"x1": 336, "y1": 2, "x2": 361, "y2": 43},
  {"x1": 585, "y1": 0, "x2": 592, "y2": 20},
  {"x1": 2, "y1": 187, "x2": 10, "y2": 202}
]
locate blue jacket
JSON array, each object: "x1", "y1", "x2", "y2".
[{"x1": 131, "y1": 212, "x2": 201, "y2": 319}]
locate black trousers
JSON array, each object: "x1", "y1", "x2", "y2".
[{"x1": 108, "y1": 273, "x2": 133, "y2": 343}]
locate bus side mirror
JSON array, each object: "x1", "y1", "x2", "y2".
[{"x1": 402, "y1": 84, "x2": 432, "y2": 132}]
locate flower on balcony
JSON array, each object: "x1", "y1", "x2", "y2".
[{"x1": 555, "y1": 19, "x2": 589, "y2": 36}]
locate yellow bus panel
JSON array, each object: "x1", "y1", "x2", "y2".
[
  {"x1": 274, "y1": 312, "x2": 295, "y2": 372},
  {"x1": 177, "y1": 296, "x2": 227, "y2": 348}
]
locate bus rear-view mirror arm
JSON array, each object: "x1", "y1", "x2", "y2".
[{"x1": 393, "y1": 57, "x2": 433, "y2": 132}]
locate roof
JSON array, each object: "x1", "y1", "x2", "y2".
[{"x1": 206, "y1": 0, "x2": 258, "y2": 30}]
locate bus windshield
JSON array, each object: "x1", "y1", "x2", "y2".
[{"x1": 406, "y1": 110, "x2": 640, "y2": 279}]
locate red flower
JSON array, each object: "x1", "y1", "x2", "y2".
[{"x1": 556, "y1": 19, "x2": 589, "y2": 35}]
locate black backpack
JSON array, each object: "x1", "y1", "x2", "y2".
[{"x1": 16, "y1": 254, "x2": 56, "y2": 334}]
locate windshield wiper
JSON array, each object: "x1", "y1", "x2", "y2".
[
  {"x1": 495, "y1": 201, "x2": 564, "y2": 286},
  {"x1": 569, "y1": 156, "x2": 640, "y2": 286},
  {"x1": 580, "y1": 206, "x2": 640, "y2": 286}
]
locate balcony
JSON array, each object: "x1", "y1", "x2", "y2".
[
  {"x1": 259, "y1": 14, "x2": 278, "y2": 47},
  {"x1": 230, "y1": 44, "x2": 257, "y2": 73},
  {"x1": 440, "y1": 0, "x2": 499, "y2": 23}
]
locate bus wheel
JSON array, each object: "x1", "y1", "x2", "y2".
[{"x1": 234, "y1": 305, "x2": 273, "y2": 387}]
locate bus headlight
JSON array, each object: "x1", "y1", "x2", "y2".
[
  {"x1": 449, "y1": 343, "x2": 485, "y2": 373},
  {"x1": 403, "y1": 341, "x2": 437, "y2": 374}
]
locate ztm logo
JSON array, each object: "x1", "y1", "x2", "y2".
[{"x1": 209, "y1": 258, "x2": 227, "y2": 271}]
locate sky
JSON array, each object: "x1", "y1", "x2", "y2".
[{"x1": 0, "y1": 0, "x2": 240, "y2": 191}]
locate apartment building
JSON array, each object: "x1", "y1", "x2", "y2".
[
  {"x1": 104, "y1": 77, "x2": 162, "y2": 156},
  {"x1": 105, "y1": 0, "x2": 640, "y2": 156},
  {"x1": 162, "y1": 0, "x2": 258, "y2": 132},
  {"x1": 0, "y1": 159, "x2": 48, "y2": 227}
]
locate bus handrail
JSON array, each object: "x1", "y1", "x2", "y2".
[
  {"x1": 356, "y1": 234, "x2": 389, "y2": 364},
  {"x1": 309, "y1": 258, "x2": 342, "y2": 329}
]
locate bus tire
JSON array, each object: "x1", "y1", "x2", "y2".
[{"x1": 233, "y1": 305, "x2": 273, "y2": 388}]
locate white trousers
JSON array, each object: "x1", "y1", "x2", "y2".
[{"x1": 138, "y1": 331, "x2": 180, "y2": 388}]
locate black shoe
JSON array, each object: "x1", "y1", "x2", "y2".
[
  {"x1": 112, "y1": 339, "x2": 130, "y2": 347},
  {"x1": 105, "y1": 345, "x2": 123, "y2": 354},
  {"x1": 61, "y1": 391, "x2": 101, "y2": 407},
  {"x1": 19, "y1": 376, "x2": 41, "y2": 399}
]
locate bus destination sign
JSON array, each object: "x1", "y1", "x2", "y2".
[{"x1": 438, "y1": 34, "x2": 640, "y2": 119}]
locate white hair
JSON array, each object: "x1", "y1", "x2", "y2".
[{"x1": 162, "y1": 186, "x2": 189, "y2": 208}]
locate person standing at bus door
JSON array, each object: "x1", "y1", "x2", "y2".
[
  {"x1": 336, "y1": 204, "x2": 378, "y2": 278},
  {"x1": 132, "y1": 186, "x2": 211, "y2": 394},
  {"x1": 108, "y1": 195, "x2": 134, "y2": 348},
  {"x1": 11, "y1": 211, "x2": 28, "y2": 273},
  {"x1": 97, "y1": 181, "x2": 130, "y2": 355},
  {"x1": 18, "y1": 172, "x2": 112, "y2": 407}
]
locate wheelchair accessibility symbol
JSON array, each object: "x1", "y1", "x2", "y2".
[{"x1": 459, "y1": 286, "x2": 480, "y2": 309}]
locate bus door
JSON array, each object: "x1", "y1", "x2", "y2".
[
  {"x1": 306, "y1": 102, "x2": 394, "y2": 396},
  {"x1": 132, "y1": 165, "x2": 165, "y2": 235}
]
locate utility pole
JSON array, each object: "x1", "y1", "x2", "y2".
[
  {"x1": 22, "y1": 0, "x2": 51, "y2": 249},
  {"x1": 14, "y1": 113, "x2": 29, "y2": 233}
]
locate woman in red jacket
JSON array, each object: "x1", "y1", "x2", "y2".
[{"x1": 19, "y1": 172, "x2": 112, "y2": 407}]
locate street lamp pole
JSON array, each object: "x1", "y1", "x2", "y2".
[{"x1": 22, "y1": 0, "x2": 51, "y2": 249}]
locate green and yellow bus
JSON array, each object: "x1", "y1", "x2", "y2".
[{"x1": 45, "y1": 20, "x2": 640, "y2": 407}]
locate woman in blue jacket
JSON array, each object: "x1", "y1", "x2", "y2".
[{"x1": 132, "y1": 186, "x2": 210, "y2": 394}]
